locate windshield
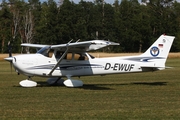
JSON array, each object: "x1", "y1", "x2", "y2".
[
  {"x1": 37, "y1": 46, "x2": 49, "y2": 54},
  {"x1": 37, "y1": 46, "x2": 54, "y2": 57}
]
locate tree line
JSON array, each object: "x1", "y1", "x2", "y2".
[{"x1": 0, "y1": 0, "x2": 180, "y2": 53}]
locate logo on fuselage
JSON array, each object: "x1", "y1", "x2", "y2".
[{"x1": 150, "y1": 46, "x2": 159, "y2": 57}]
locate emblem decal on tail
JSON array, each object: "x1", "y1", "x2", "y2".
[{"x1": 150, "y1": 46, "x2": 159, "y2": 57}]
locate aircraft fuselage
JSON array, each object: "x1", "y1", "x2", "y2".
[{"x1": 12, "y1": 53, "x2": 143, "y2": 77}]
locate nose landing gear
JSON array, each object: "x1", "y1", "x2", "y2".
[{"x1": 19, "y1": 77, "x2": 37, "y2": 87}]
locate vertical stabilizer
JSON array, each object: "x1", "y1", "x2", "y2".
[{"x1": 140, "y1": 34, "x2": 175, "y2": 67}]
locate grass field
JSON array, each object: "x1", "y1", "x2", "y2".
[{"x1": 0, "y1": 55, "x2": 180, "y2": 119}]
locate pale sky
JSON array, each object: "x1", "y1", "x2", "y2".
[
  {"x1": 43, "y1": 0, "x2": 180, "y2": 4},
  {"x1": 42, "y1": 0, "x2": 119, "y2": 4},
  {"x1": 0, "y1": 0, "x2": 180, "y2": 4},
  {"x1": 67, "y1": 0, "x2": 114, "y2": 4},
  {"x1": 0, "y1": 0, "x2": 116, "y2": 4}
]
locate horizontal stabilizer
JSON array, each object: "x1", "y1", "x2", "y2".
[
  {"x1": 141, "y1": 66, "x2": 165, "y2": 71},
  {"x1": 165, "y1": 66, "x2": 173, "y2": 69}
]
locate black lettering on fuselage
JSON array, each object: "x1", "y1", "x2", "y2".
[
  {"x1": 104, "y1": 63, "x2": 134, "y2": 71},
  {"x1": 113, "y1": 63, "x2": 118, "y2": 70},
  {"x1": 119, "y1": 64, "x2": 126, "y2": 71},
  {"x1": 130, "y1": 64, "x2": 134, "y2": 71},
  {"x1": 105, "y1": 63, "x2": 111, "y2": 70}
]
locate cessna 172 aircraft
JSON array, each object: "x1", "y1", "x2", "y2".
[{"x1": 4, "y1": 34, "x2": 175, "y2": 87}]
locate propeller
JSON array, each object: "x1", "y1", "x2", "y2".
[
  {"x1": 8, "y1": 41, "x2": 12, "y2": 57},
  {"x1": 9, "y1": 41, "x2": 13, "y2": 73},
  {"x1": 4, "y1": 41, "x2": 13, "y2": 73}
]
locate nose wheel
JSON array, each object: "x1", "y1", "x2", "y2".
[{"x1": 19, "y1": 77, "x2": 37, "y2": 87}]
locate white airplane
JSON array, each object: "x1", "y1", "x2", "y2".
[{"x1": 4, "y1": 34, "x2": 175, "y2": 87}]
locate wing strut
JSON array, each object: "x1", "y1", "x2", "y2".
[{"x1": 48, "y1": 47, "x2": 69, "y2": 75}]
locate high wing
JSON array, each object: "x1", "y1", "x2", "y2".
[
  {"x1": 21, "y1": 40, "x2": 119, "y2": 75},
  {"x1": 51, "y1": 40, "x2": 119, "y2": 51},
  {"x1": 21, "y1": 40, "x2": 119, "y2": 52},
  {"x1": 21, "y1": 43, "x2": 48, "y2": 48}
]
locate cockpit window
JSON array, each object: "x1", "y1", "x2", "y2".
[{"x1": 55, "y1": 51, "x2": 63, "y2": 59}]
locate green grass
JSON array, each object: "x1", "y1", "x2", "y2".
[{"x1": 0, "y1": 58, "x2": 180, "y2": 119}]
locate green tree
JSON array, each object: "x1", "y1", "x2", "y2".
[
  {"x1": 117, "y1": 0, "x2": 142, "y2": 52},
  {"x1": 172, "y1": 1, "x2": 180, "y2": 51},
  {"x1": 36, "y1": 0, "x2": 58, "y2": 44},
  {"x1": 0, "y1": 2, "x2": 12, "y2": 53},
  {"x1": 28, "y1": 0, "x2": 42, "y2": 43},
  {"x1": 56, "y1": 0, "x2": 75, "y2": 43},
  {"x1": 0, "y1": 0, "x2": 180, "y2": 53}
]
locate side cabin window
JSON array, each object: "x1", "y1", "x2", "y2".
[
  {"x1": 55, "y1": 51, "x2": 88, "y2": 61},
  {"x1": 64, "y1": 53, "x2": 73, "y2": 60},
  {"x1": 37, "y1": 48, "x2": 94, "y2": 60}
]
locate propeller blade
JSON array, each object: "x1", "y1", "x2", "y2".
[
  {"x1": 4, "y1": 57, "x2": 13, "y2": 73},
  {"x1": 7, "y1": 41, "x2": 13, "y2": 73},
  {"x1": 8, "y1": 41, "x2": 12, "y2": 57}
]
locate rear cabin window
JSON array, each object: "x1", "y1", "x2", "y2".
[{"x1": 73, "y1": 53, "x2": 88, "y2": 60}]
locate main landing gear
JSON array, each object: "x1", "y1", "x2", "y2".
[
  {"x1": 63, "y1": 79, "x2": 83, "y2": 87},
  {"x1": 47, "y1": 76, "x2": 83, "y2": 87}
]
